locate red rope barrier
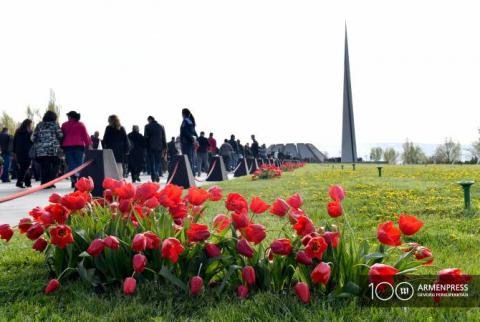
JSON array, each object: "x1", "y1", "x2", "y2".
[
  {"x1": 166, "y1": 161, "x2": 180, "y2": 185},
  {"x1": 194, "y1": 160, "x2": 217, "y2": 182},
  {"x1": 0, "y1": 160, "x2": 93, "y2": 204}
]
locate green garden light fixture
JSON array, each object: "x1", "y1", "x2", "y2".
[
  {"x1": 458, "y1": 180, "x2": 474, "y2": 210},
  {"x1": 377, "y1": 166, "x2": 383, "y2": 177}
]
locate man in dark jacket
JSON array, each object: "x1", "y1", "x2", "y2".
[
  {"x1": 167, "y1": 137, "x2": 178, "y2": 173},
  {"x1": 229, "y1": 135, "x2": 239, "y2": 170},
  {"x1": 144, "y1": 116, "x2": 167, "y2": 182},
  {"x1": 0, "y1": 128, "x2": 13, "y2": 182},
  {"x1": 127, "y1": 125, "x2": 146, "y2": 183},
  {"x1": 251, "y1": 135, "x2": 259, "y2": 159},
  {"x1": 196, "y1": 131, "x2": 210, "y2": 176}
]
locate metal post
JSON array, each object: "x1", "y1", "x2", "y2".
[
  {"x1": 458, "y1": 180, "x2": 475, "y2": 210},
  {"x1": 377, "y1": 167, "x2": 383, "y2": 177}
]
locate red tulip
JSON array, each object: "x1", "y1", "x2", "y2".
[
  {"x1": 377, "y1": 221, "x2": 401, "y2": 246},
  {"x1": 305, "y1": 236, "x2": 328, "y2": 260},
  {"x1": 45, "y1": 204, "x2": 69, "y2": 225},
  {"x1": 118, "y1": 199, "x2": 132, "y2": 214},
  {"x1": 87, "y1": 239, "x2": 105, "y2": 256},
  {"x1": 237, "y1": 239, "x2": 254, "y2": 258},
  {"x1": 270, "y1": 198, "x2": 289, "y2": 217},
  {"x1": 123, "y1": 277, "x2": 137, "y2": 295},
  {"x1": 322, "y1": 231, "x2": 340, "y2": 248},
  {"x1": 205, "y1": 243, "x2": 221, "y2": 258},
  {"x1": 26, "y1": 223, "x2": 45, "y2": 241},
  {"x1": 245, "y1": 224, "x2": 266, "y2": 245},
  {"x1": 48, "y1": 192, "x2": 62, "y2": 204},
  {"x1": 301, "y1": 232, "x2": 320, "y2": 246},
  {"x1": 145, "y1": 197, "x2": 160, "y2": 209},
  {"x1": 225, "y1": 193, "x2": 248, "y2": 213},
  {"x1": 187, "y1": 223, "x2": 211, "y2": 243},
  {"x1": 32, "y1": 237, "x2": 48, "y2": 252},
  {"x1": 398, "y1": 214, "x2": 423, "y2": 236},
  {"x1": 0, "y1": 224, "x2": 14, "y2": 242},
  {"x1": 44, "y1": 279, "x2": 60, "y2": 294},
  {"x1": 190, "y1": 276, "x2": 204, "y2": 296},
  {"x1": 249, "y1": 196, "x2": 270, "y2": 214},
  {"x1": 212, "y1": 214, "x2": 231, "y2": 232},
  {"x1": 294, "y1": 282, "x2": 310, "y2": 304},
  {"x1": 75, "y1": 177, "x2": 94, "y2": 192},
  {"x1": 50, "y1": 225, "x2": 74, "y2": 249},
  {"x1": 328, "y1": 185, "x2": 345, "y2": 201},
  {"x1": 135, "y1": 182, "x2": 159, "y2": 201},
  {"x1": 18, "y1": 218, "x2": 33, "y2": 234},
  {"x1": 231, "y1": 210, "x2": 249, "y2": 229},
  {"x1": 242, "y1": 266, "x2": 256, "y2": 285},
  {"x1": 36, "y1": 211, "x2": 54, "y2": 226},
  {"x1": 287, "y1": 193, "x2": 303, "y2": 209},
  {"x1": 114, "y1": 182, "x2": 136, "y2": 200},
  {"x1": 187, "y1": 187, "x2": 210, "y2": 206},
  {"x1": 103, "y1": 235, "x2": 120, "y2": 250},
  {"x1": 169, "y1": 202, "x2": 188, "y2": 220},
  {"x1": 237, "y1": 285, "x2": 249, "y2": 299},
  {"x1": 133, "y1": 254, "x2": 147, "y2": 273},
  {"x1": 368, "y1": 263, "x2": 399, "y2": 292},
  {"x1": 156, "y1": 184, "x2": 183, "y2": 208},
  {"x1": 29, "y1": 206, "x2": 48, "y2": 221},
  {"x1": 311, "y1": 262, "x2": 331, "y2": 285},
  {"x1": 162, "y1": 238, "x2": 185, "y2": 264},
  {"x1": 433, "y1": 268, "x2": 471, "y2": 303},
  {"x1": 415, "y1": 246, "x2": 433, "y2": 265},
  {"x1": 293, "y1": 216, "x2": 315, "y2": 237},
  {"x1": 270, "y1": 239, "x2": 292, "y2": 256},
  {"x1": 208, "y1": 186, "x2": 223, "y2": 201},
  {"x1": 327, "y1": 201, "x2": 343, "y2": 218},
  {"x1": 131, "y1": 233, "x2": 147, "y2": 252},
  {"x1": 144, "y1": 231, "x2": 161, "y2": 249},
  {"x1": 296, "y1": 251, "x2": 313, "y2": 265},
  {"x1": 102, "y1": 177, "x2": 122, "y2": 190},
  {"x1": 60, "y1": 191, "x2": 88, "y2": 211},
  {"x1": 103, "y1": 189, "x2": 113, "y2": 202}
]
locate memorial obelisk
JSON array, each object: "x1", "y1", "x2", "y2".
[{"x1": 341, "y1": 26, "x2": 358, "y2": 163}]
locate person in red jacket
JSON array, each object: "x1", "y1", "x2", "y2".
[{"x1": 61, "y1": 111, "x2": 92, "y2": 187}]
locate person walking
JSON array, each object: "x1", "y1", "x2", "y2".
[
  {"x1": 13, "y1": 119, "x2": 33, "y2": 188},
  {"x1": 228, "y1": 135, "x2": 239, "y2": 170},
  {"x1": 244, "y1": 143, "x2": 252, "y2": 158},
  {"x1": 236, "y1": 139, "x2": 244, "y2": 159},
  {"x1": 0, "y1": 127, "x2": 13, "y2": 183},
  {"x1": 219, "y1": 139, "x2": 234, "y2": 171},
  {"x1": 144, "y1": 116, "x2": 167, "y2": 182},
  {"x1": 61, "y1": 111, "x2": 92, "y2": 187},
  {"x1": 208, "y1": 132, "x2": 217, "y2": 161},
  {"x1": 91, "y1": 131, "x2": 101, "y2": 149},
  {"x1": 32, "y1": 111, "x2": 63, "y2": 187},
  {"x1": 196, "y1": 131, "x2": 210, "y2": 177},
  {"x1": 180, "y1": 108, "x2": 198, "y2": 172},
  {"x1": 251, "y1": 135, "x2": 259, "y2": 159},
  {"x1": 127, "y1": 125, "x2": 146, "y2": 183},
  {"x1": 102, "y1": 115, "x2": 129, "y2": 177},
  {"x1": 167, "y1": 136, "x2": 179, "y2": 173}
]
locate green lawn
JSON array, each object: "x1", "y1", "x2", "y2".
[{"x1": 1, "y1": 164, "x2": 479, "y2": 321}]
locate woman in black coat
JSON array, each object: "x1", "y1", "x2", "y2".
[
  {"x1": 127, "y1": 125, "x2": 146, "y2": 183},
  {"x1": 13, "y1": 119, "x2": 33, "y2": 188},
  {"x1": 102, "y1": 115, "x2": 129, "y2": 177}
]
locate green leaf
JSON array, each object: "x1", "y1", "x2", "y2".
[{"x1": 159, "y1": 266, "x2": 187, "y2": 292}]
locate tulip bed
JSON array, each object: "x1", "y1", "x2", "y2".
[{"x1": 0, "y1": 164, "x2": 479, "y2": 321}]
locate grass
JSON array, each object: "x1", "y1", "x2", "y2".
[{"x1": 1, "y1": 164, "x2": 480, "y2": 321}]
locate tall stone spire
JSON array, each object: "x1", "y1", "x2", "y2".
[{"x1": 341, "y1": 25, "x2": 358, "y2": 163}]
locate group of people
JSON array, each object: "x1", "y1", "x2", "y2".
[{"x1": 0, "y1": 108, "x2": 267, "y2": 189}]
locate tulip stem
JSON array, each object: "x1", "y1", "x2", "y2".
[
  {"x1": 197, "y1": 263, "x2": 203, "y2": 276},
  {"x1": 58, "y1": 267, "x2": 76, "y2": 281}
]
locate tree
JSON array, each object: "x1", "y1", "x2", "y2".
[
  {"x1": 0, "y1": 112, "x2": 18, "y2": 134},
  {"x1": 470, "y1": 129, "x2": 480, "y2": 164},
  {"x1": 401, "y1": 140, "x2": 427, "y2": 164},
  {"x1": 26, "y1": 105, "x2": 42, "y2": 125},
  {"x1": 369, "y1": 147, "x2": 383, "y2": 162},
  {"x1": 383, "y1": 148, "x2": 399, "y2": 164},
  {"x1": 433, "y1": 138, "x2": 462, "y2": 164},
  {"x1": 47, "y1": 88, "x2": 61, "y2": 117}
]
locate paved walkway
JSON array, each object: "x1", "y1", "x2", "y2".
[{"x1": 0, "y1": 173, "x2": 233, "y2": 226}]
